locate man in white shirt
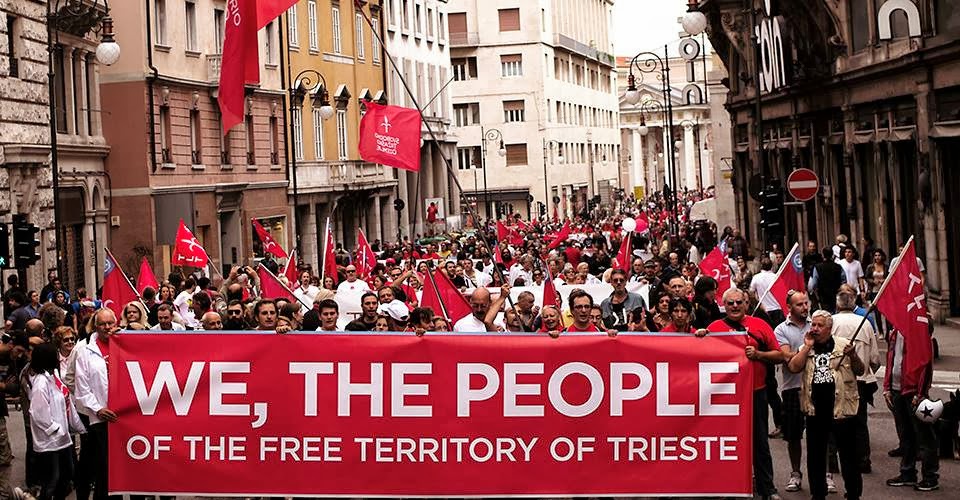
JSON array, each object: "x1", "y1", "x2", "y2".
[
  {"x1": 74, "y1": 308, "x2": 120, "y2": 500},
  {"x1": 461, "y1": 258, "x2": 491, "y2": 288},
  {"x1": 749, "y1": 257, "x2": 784, "y2": 325},
  {"x1": 336, "y1": 265, "x2": 371, "y2": 293},
  {"x1": 508, "y1": 255, "x2": 535, "y2": 286},
  {"x1": 838, "y1": 247, "x2": 865, "y2": 295},
  {"x1": 150, "y1": 304, "x2": 186, "y2": 331},
  {"x1": 454, "y1": 288, "x2": 500, "y2": 332},
  {"x1": 172, "y1": 278, "x2": 200, "y2": 328},
  {"x1": 294, "y1": 270, "x2": 321, "y2": 313}
]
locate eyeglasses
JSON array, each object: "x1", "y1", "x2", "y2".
[
  {"x1": 347, "y1": 270, "x2": 357, "y2": 273},
  {"x1": 227, "y1": 310, "x2": 243, "y2": 316},
  {"x1": 611, "y1": 279, "x2": 625, "y2": 284},
  {"x1": 725, "y1": 300, "x2": 744, "y2": 306},
  {"x1": 62, "y1": 337, "x2": 76, "y2": 343}
]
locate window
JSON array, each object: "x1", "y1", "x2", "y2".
[
  {"x1": 154, "y1": 0, "x2": 167, "y2": 46},
  {"x1": 387, "y1": 0, "x2": 397, "y2": 28},
  {"x1": 336, "y1": 109, "x2": 348, "y2": 160},
  {"x1": 5, "y1": 15, "x2": 17, "y2": 78},
  {"x1": 936, "y1": 0, "x2": 960, "y2": 35},
  {"x1": 332, "y1": 6, "x2": 342, "y2": 54},
  {"x1": 426, "y1": 7, "x2": 435, "y2": 38},
  {"x1": 448, "y1": 12, "x2": 466, "y2": 42},
  {"x1": 498, "y1": 8, "x2": 520, "y2": 32},
  {"x1": 307, "y1": 1, "x2": 318, "y2": 51},
  {"x1": 288, "y1": 4, "x2": 299, "y2": 47},
  {"x1": 505, "y1": 144, "x2": 527, "y2": 166},
  {"x1": 850, "y1": 0, "x2": 869, "y2": 51},
  {"x1": 312, "y1": 109, "x2": 325, "y2": 159},
  {"x1": 190, "y1": 109, "x2": 202, "y2": 164},
  {"x1": 159, "y1": 106, "x2": 172, "y2": 163},
  {"x1": 541, "y1": 8, "x2": 546, "y2": 32},
  {"x1": 457, "y1": 146, "x2": 481, "y2": 170},
  {"x1": 265, "y1": 21, "x2": 276, "y2": 65},
  {"x1": 185, "y1": 1, "x2": 197, "y2": 52},
  {"x1": 245, "y1": 114, "x2": 255, "y2": 165},
  {"x1": 356, "y1": 13, "x2": 365, "y2": 59},
  {"x1": 402, "y1": 0, "x2": 410, "y2": 31},
  {"x1": 453, "y1": 103, "x2": 479, "y2": 127},
  {"x1": 415, "y1": 2, "x2": 423, "y2": 36},
  {"x1": 214, "y1": 9, "x2": 225, "y2": 53},
  {"x1": 219, "y1": 113, "x2": 232, "y2": 165},
  {"x1": 501, "y1": 54, "x2": 522, "y2": 77},
  {"x1": 452, "y1": 57, "x2": 477, "y2": 80},
  {"x1": 503, "y1": 100, "x2": 525, "y2": 122},
  {"x1": 84, "y1": 56, "x2": 94, "y2": 133},
  {"x1": 438, "y1": 12, "x2": 447, "y2": 42},
  {"x1": 372, "y1": 18, "x2": 381, "y2": 63},
  {"x1": 292, "y1": 108, "x2": 304, "y2": 160}
]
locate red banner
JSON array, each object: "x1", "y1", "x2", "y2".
[
  {"x1": 109, "y1": 333, "x2": 753, "y2": 497},
  {"x1": 358, "y1": 101, "x2": 422, "y2": 172}
]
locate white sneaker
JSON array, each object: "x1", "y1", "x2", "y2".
[
  {"x1": 786, "y1": 471, "x2": 802, "y2": 492},
  {"x1": 826, "y1": 473, "x2": 837, "y2": 493}
]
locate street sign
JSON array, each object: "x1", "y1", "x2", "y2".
[{"x1": 787, "y1": 168, "x2": 819, "y2": 202}]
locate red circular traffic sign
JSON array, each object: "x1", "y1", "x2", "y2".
[{"x1": 787, "y1": 168, "x2": 819, "y2": 202}]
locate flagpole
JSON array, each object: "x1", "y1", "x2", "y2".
[
  {"x1": 424, "y1": 266, "x2": 452, "y2": 323},
  {"x1": 105, "y1": 247, "x2": 148, "y2": 309},
  {"x1": 257, "y1": 262, "x2": 312, "y2": 311},
  {"x1": 320, "y1": 217, "x2": 330, "y2": 283},
  {"x1": 842, "y1": 235, "x2": 915, "y2": 348},
  {"x1": 752, "y1": 241, "x2": 799, "y2": 315}
]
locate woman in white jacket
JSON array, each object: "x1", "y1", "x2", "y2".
[{"x1": 28, "y1": 342, "x2": 85, "y2": 500}]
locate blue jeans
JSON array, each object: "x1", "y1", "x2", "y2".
[{"x1": 753, "y1": 389, "x2": 777, "y2": 496}]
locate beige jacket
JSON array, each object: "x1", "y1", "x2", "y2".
[{"x1": 800, "y1": 336, "x2": 860, "y2": 419}]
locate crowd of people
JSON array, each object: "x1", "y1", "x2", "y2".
[{"x1": 0, "y1": 189, "x2": 941, "y2": 500}]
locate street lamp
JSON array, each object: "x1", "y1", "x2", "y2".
[
  {"x1": 681, "y1": 0, "x2": 708, "y2": 36},
  {"x1": 289, "y1": 69, "x2": 333, "y2": 253},
  {"x1": 480, "y1": 126, "x2": 504, "y2": 218},
  {"x1": 47, "y1": 0, "x2": 119, "y2": 280}
]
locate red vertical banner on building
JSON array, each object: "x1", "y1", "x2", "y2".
[
  {"x1": 108, "y1": 333, "x2": 753, "y2": 497},
  {"x1": 218, "y1": 0, "x2": 259, "y2": 133}
]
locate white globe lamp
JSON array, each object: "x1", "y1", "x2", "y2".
[{"x1": 621, "y1": 217, "x2": 637, "y2": 233}]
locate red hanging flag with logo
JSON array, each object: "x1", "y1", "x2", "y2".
[
  {"x1": 135, "y1": 257, "x2": 160, "y2": 295},
  {"x1": 614, "y1": 230, "x2": 632, "y2": 271},
  {"x1": 283, "y1": 249, "x2": 299, "y2": 288},
  {"x1": 255, "y1": 0, "x2": 299, "y2": 29},
  {"x1": 355, "y1": 229, "x2": 378, "y2": 278},
  {"x1": 171, "y1": 219, "x2": 210, "y2": 268},
  {"x1": 876, "y1": 239, "x2": 933, "y2": 395},
  {"x1": 103, "y1": 251, "x2": 139, "y2": 319},
  {"x1": 252, "y1": 218, "x2": 288, "y2": 259},
  {"x1": 256, "y1": 265, "x2": 296, "y2": 302},
  {"x1": 765, "y1": 242, "x2": 804, "y2": 312},
  {"x1": 358, "y1": 101, "x2": 422, "y2": 172},
  {"x1": 218, "y1": 0, "x2": 259, "y2": 133},
  {"x1": 323, "y1": 221, "x2": 339, "y2": 285},
  {"x1": 547, "y1": 220, "x2": 571, "y2": 250},
  {"x1": 698, "y1": 247, "x2": 732, "y2": 306}
]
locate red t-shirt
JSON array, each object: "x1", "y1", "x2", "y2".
[
  {"x1": 564, "y1": 323, "x2": 600, "y2": 333},
  {"x1": 706, "y1": 315, "x2": 778, "y2": 391},
  {"x1": 663, "y1": 323, "x2": 696, "y2": 334}
]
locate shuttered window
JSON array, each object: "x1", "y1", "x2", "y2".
[
  {"x1": 505, "y1": 144, "x2": 527, "y2": 166},
  {"x1": 501, "y1": 54, "x2": 522, "y2": 77},
  {"x1": 498, "y1": 8, "x2": 520, "y2": 32},
  {"x1": 448, "y1": 12, "x2": 467, "y2": 35},
  {"x1": 503, "y1": 100, "x2": 525, "y2": 122}
]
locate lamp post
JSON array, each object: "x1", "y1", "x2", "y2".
[
  {"x1": 47, "y1": 0, "x2": 120, "y2": 281},
  {"x1": 289, "y1": 69, "x2": 334, "y2": 254},
  {"x1": 479, "y1": 126, "x2": 505, "y2": 219}
]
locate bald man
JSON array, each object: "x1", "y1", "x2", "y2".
[
  {"x1": 454, "y1": 287, "x2": 501, "y2": 332},
  {"x1": 200, "y1": 311, "x2": 223, "y2": 331}
]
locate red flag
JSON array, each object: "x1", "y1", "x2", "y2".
[
  {"x1": 698, "y1": 247, "x2": 732, "y2": 306},
  {"x1": 256, "y1": 0, "x2": 298, "y2": 29},
  {"x1": 252, "y1": 218, "x2": 288, "y2": 259},
  {"x1": 218, "y1": 0, "x2": 259, "y2": 134},
  {"x1": 257, "y1": 265, "x2": 296, "y2": 301},
  {"x1": 614, "y1": 230, "x2": 632, "y2": 271},
  {"x1": 283, "y1": 249, "x2": 299, "y2": 287},
  {"x1": 420, "y1": 268, "x2": 471, "y2": 323},
  {"x1": 547, "y1": 220, "x2": 571, "y2": 250},
  {"x1": 876, "y1": 239, "x2": 932, "y2": 395},
  {"x1": 496, "y1": 221, "x2": 522, "y2": 246},
  {"x1": 764, "y1": 242, "x2": 804, "y2": 312},
  {"x1": 323, "y1": 220, "x2": 338, "y2": 285},
  {"x1": 636, "y1": 212, "x2": 650, "y2": 233},
  {"x1": 355, "y1": 229, "x2": 378, "y2": 278},
  {"x1": 517, "y1": 220, "x2": 532, "y2": 232},
  {"x1": 136, "y1": 257, "x2": 159, "y2": 295},
  {"x1": 358, "y1": 101, "x2": 422, "y2": 172},
  {"x1": 103, "y1": 250, "x2": 139, "y2": 319},
  {"x1": 494, "y1": 244, "x2": 504, "y2": 265},
  {"x1": 541, "y1": 260, "x2": 562, "y2": 312},
  {"x1": 171, "y1": 219, "x2": 210, "y2": 268}
]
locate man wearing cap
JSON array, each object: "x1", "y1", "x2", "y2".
[{"x1": 337, "y1": 265, "x2": 371, "y2": 293}]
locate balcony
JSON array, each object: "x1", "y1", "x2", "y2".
[
  {"x1": 206, "y1": 54, "x2": 222, "y2": 82},
  {"x1": 449, "y1": 32, "x2": 479, "y2": 47},
  {"x1": 553, "y1": 34, "x2": 616, "y2": 68},
  {"x1": 296, "y1": 162, "x2": 395, "y2": 191}
]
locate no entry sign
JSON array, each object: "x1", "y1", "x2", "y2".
[{"x1": 787, "y1": 168, "x2": 819, "y2": 202}]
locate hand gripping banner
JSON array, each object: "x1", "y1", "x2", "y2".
[{"x1": 109, "y1": 332, "x2": 754, "y2": 497}]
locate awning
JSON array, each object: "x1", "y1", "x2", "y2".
[
  {"x1": 930, "y1": 122, "x2": 960, "y2": 138},
  {"x1": 852, "y1": 131, "x2": 875, "y2": 144}
]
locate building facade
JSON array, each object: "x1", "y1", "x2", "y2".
[
  {"x1": 102, "y1": 0, "x2": 289, "y2": 277},
  {"x1": 617, "y1": 35, "x2": 735, "y2": 228},
  {"x1": 448, "y1": 0, "x2": 620, "y2": 220},
  {"x1": 383, "y1": 0, "x2": 459, "y2": 237},
  {"x1": 285, "y1": 0, "x2": 393, "y2": 269},
  {"x1": 699, "y1": 0, "x2": 960, "y2": 318}
]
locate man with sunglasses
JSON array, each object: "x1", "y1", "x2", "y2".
[
  {"x1": 222, "y1": 300, "x2": 247, "y2": 330},
  {"x1": 702, "y1": 287, "x2": 784, "y2": 500},
  {"x1": 601, "y1": 269, "x2": 645, "y2": 332},
  {"x1": 337, "y1": 265, "x2": 371, "y2": 294}
]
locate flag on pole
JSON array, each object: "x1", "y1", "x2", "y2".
[
  {"x1": 322, "y1": 218, "x2": 338, "y2": 285},
  {"x1": 698, "y1": 247, "x2": 732, "y2": 306},
  {"x1": 355, "y1": 228, "x2": 377, "y2": 278},
  {"x1": 493, "y1": 244, "x2": 504, "y2": 265},
  {"x1": 171, "y1": 219, "x2": 210, "y2": 268},
  {"x1": 283, "y1": 249, "x2": 299, "y2": 287},
  {"x1": 256, "y1": 264, "x2": 296, "y2": 302},
  {"x1": 547, "y1": 220, "x2": 571, "y2": 250},
  {"x1": 876, "y1": 238, "x2": 933, "y2": 395},
  {"x1": 420, "y1": 268, "x2": 471, "y2": 323},
  {"x1": 614, "y1": 230, "x2": 632, "y2": 271},
  {"x1": 252, "y1": 218, "x2": 288, "y2": 259},
  {"x1": 103, "y1": 250, "x2": 140, "y2": 319},
  {"x1": 759, "y1": 242, "x2": 803, "y2": 313},
  {"x1": 358, "y1": 101, "x2": 422, "y2": 172},
  {"x1": 136, "y1": 257, "x2": 159, "y2": 295},
  {"x1": 541, "y1": 260, "x2": 562, "y2": 312},
  {"x1": 218, "y1": 0, "x2": 259, "y2": 134},
  {"x1": 255, "y1": 0, "x2": 299, "y2": 29}
]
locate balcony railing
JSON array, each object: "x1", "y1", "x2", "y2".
[
  {"x1": 297, "y1": 162, "x2": 392, "y2": 190},
  {"x1": 553, "y1": 34, "x2": 616, "y2": 68},
  {"x1": 449, "y1": 32, "x2": 479, "y2": 47},
  {"x1": 206, "y1": 54, "x2": 222, "y2": 82}
]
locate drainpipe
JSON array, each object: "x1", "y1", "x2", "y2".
[{"x1": 145, "y1": 0, "x2": 159, "y2": 172}]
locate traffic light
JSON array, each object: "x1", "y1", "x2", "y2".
[
  {"x1": 12, "y1": 214, "x2": 40, "y2": 268},
  {"x1": 759, "y1": 183, "x2": 785, "y2": 236},
  {"x1": 0, "y1": 223, "x2": 9, "y2": 269}
]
